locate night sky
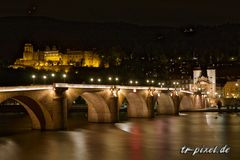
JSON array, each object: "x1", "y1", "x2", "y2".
[{"x1": 1, "y1": 0, "x2": 240, "y2": 26}]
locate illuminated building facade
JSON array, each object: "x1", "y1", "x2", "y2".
[
  {"x1": 191, "y1": 67, "x2": 216, "y2": 97},
  {"x1": 11, "y1": 43, "x2": 104, "y2": 72},
  {"x1": 223, "y1": 80, "x2": 240, "y2": 98}
]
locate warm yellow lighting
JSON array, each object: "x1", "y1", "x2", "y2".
[
  {"x1": 108, "y1": 77, "x2": 112, "y2": 81},
  {"x1": 115, "y1": 77, "x2": 119, "y2": 81},
  {"x1": 32, "y1": 75, "x2": 36, "y2": 79},
  {"x1": 43, "y1": 75, "x2": 47, "y2": 79},
  {"x1": 97, "y1": 78, "x2": 101, "y2": 82},
  {"x1": 51, "y1": 73, "x2": 55, "y2": 77}
]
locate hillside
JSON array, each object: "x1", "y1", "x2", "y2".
[{"x1": 0, "y1": 16, "x2": 239, "y2": 64}]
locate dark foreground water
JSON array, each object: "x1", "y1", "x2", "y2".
[{"x1": 0, "y1": 112, "x2": 240, "y2": 160}]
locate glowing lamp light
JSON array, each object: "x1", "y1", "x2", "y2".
[
  {"x1": 62, "y1": 74, "x2": 67, "y2": 78},
  {"x1": 97, "y1": 78, "x2": 101, "y2": 82},
  {"x1": 32, "y1": 75, "x2": 36, "y2": 79},
  {"x1": 115, "y1": 77, "x2": 119, "y2": 81},
  {"x1": 51, "y1": 73, "x2": 55, "y2": 77}
]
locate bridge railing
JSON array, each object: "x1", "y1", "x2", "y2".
[{"x1": 0, "y1": 83, "x2": 193, "y2": 94}]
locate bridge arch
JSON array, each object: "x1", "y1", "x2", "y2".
[
  {"x1": 179, "y1": 95, "x2": 194, "y2": 110},
  {"x1": 0, "y1": 95, "x2": 53, "y2": 130},
  {"x1": 156, "y1": 93, "x2": 176, "y2": 114},
  {"x1": 125, "y1": 92, "x2": 149, "y2": 117},
  {"x1": 81, "y1": 92, "x2": 111, "y2": 122},
  {"x1": 66, "y1": 89, "x2": 115, "y2": 122},
  {"x1": 118, "y1": 90, "x2": 152, "y2": 118}
]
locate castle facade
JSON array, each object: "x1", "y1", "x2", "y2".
[{"x1": 11, "y1": 43, "x2": 105, "y2": 72}]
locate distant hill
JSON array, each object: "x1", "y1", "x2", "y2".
[{"x1": 0, "y1": 16, "x2": 239, "y2": 64}]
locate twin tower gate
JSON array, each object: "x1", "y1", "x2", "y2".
[{"x1": 0, "y1": 84, "x2": 206, "y2": 130}]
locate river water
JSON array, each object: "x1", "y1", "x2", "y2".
[{"x1": 0, "y1": 112, "x2": 240, "y2": 160}]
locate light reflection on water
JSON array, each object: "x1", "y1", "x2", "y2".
[
  {"x1": 0, "y1": 112, "x2": 240, "y2": 160},
  {"x1": 0, "y1": 139, "x2": 19, "y2": 160}
]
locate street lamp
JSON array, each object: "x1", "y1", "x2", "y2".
[
  {"x1": 31, "y1": 74, "x2": 36, "y2": 84},
  {"x1": 235, "y1": 83, "x2": 239, "y2": 98},
  {"x1": 90, "y1": 78, "x2": 94, "y2": 83},
  {"x1": 158, "y1": 82, "x2": 165, "y2": 87},
  {"x1": 97, "y1": 78, "x2": 101, "y2": 83},
  {"x1": 43, "y1": 75, "x2": 47, "y2": 84},
  {"x1": 115, "y1": 77, "x2": 119, "y2": 84},
  {"x1": 129, "y1": 80, "x2": 133, "y2": 84},
  {"x1": 173, "y1": 81, "x2": 177, "y2": 89},
  {"x1": 51, "y1": 73, "x2": 55, "y2": 83},
  {"x1": 135, "y1": 81, "x2": 138, "y2": 85},
  {"x1": 62, "y1": 74, "x2": 67, "y2": 82},
  {"x1": 108, "y1": 77, "x2": 112, "y2": 81}
]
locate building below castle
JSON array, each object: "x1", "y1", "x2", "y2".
[
  {"x1": 11, "y1": 43, "x2": 107, "y2": 72},
  {"x1": 191, "y1": 67, "x2": 216, "y2": 97}
]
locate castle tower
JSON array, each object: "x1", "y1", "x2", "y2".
[{"x1": 23, "y1": 43, "x2": 34, "y2": 60}]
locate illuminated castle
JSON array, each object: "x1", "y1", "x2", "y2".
[{"x1": 11, "y1": 43, "x2": 106, "y2": 72}]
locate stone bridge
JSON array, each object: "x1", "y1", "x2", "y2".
[{"x1": 0, "y1": 83, "x2": 207, "y2": 130}]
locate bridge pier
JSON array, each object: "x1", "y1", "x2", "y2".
[
  {"x1": 107, "y1": 96, "x2": 119, "y2": 122},
  {"x1": 172, "y1": 94, "x2": 180, "y2": 115},
  {"x1": 146, "y1": 95, "x2": 155, "y2": 118},
  {"x1": 53, "y1": 88, "x2": 68, "y2": 130}
]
